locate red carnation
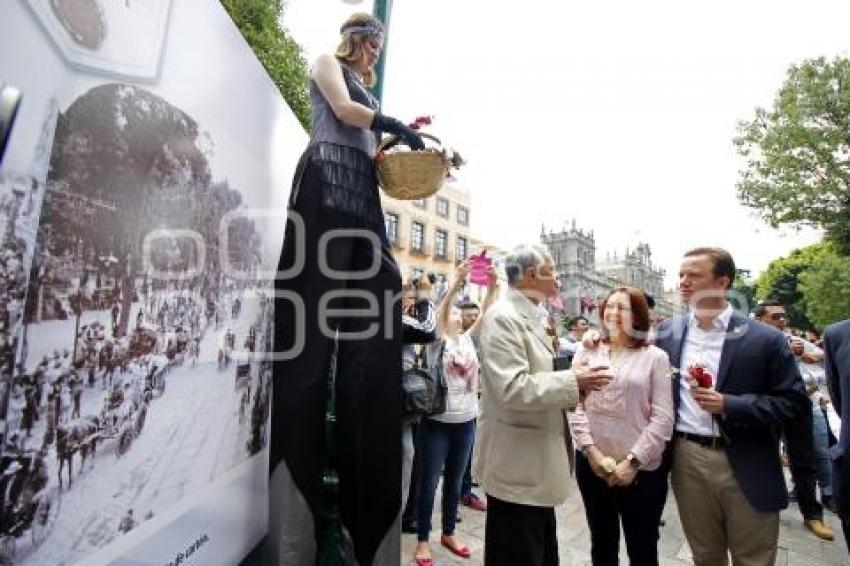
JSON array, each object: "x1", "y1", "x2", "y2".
[{"x1": 687, "y1": 365, "x2": 713, "y2": 388}]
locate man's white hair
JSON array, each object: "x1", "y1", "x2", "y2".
[{"x1": 504, "y1": 244, "x2": 552, "y2": 288}]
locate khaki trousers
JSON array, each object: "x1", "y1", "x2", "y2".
[{"x1": 671, "y1": 437, "x2": 779, "y2": 566}]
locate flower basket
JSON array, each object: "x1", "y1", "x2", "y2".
[{"x1": 375, "y1": 132, "x2": 450, "y2": 200}]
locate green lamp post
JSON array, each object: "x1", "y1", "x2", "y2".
[{"x1": 370, "y1": 0, "x2": 392, "y2": 103}]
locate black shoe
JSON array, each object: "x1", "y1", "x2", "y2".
[
  {"x1": 823, "y1": 496, "x2": 838, "y2": 514},
  {"x1": 401, "y1": 520, "x2": 418, "y2": 534}
]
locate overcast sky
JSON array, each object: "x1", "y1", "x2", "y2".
[{"x1": 283, "y1": 0, "x2": 849, "y2": 287}]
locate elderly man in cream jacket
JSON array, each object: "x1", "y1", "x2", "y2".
[{"x1": 474, "y1": 244, "x2": 611, "y2": 566}]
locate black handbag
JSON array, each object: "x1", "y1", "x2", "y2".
[{"x1": 402, "y1": 340, "x2": 447, "y2": 417}]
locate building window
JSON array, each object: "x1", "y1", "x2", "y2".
[
  {"x1": 411, "y1": 221, "x2": 425, "y2": 252},
  {"x1": 436, "y1": 197, "x2": 449, "y2": 218},
  {"x1": 384, "y1": 212, "x2": 399, "y2": 245},
  {"x1": 457, "y1": 205, "x2": 469, "y2": 226},
  {"x1": 410, "y1": 266, "x2": 424, "y2": 280},
  {"x1": 435, "y1": 229, "x2": 448, "y2": 259},
  {"x1": 456, "y1": 236, "x2": 468, "y2": 261},
  {"x1": 413, "y1": 198, "x2": 427, "y2": 210}
]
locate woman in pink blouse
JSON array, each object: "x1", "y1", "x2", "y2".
[{"x1": 568, "y1": 286, "x2": 674, "y2": 566}]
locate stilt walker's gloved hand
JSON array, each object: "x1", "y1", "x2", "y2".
[{"x1": 370, "y1": 113, "x2": 426, "y2": 150}]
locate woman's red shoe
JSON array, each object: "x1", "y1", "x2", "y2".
[{"x1": 440, "y1": 535, "x2": 471, "y2": 559}]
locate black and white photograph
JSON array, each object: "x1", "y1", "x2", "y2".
[{"x1": 1, "y1": 0, "x2": 304, "y2": 563}]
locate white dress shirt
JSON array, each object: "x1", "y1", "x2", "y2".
[{"x1": 676, "y1": 304, "x2": 733, "y2": 437}]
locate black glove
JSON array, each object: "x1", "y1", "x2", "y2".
[{"x1": 370, "y1": 113, "x2": 425, "y2": 150}]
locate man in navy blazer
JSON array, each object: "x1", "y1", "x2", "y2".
[
  {"x1": 655, "y1": 247, "x2": 807, "y2": 566},
  {"x1": 824, "y1": 318, "x2": 850, "y2": 550}
]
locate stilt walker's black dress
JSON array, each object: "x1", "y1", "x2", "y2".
[{"x1": 268, "y1": 63, "x2": 402, "y2": 565}]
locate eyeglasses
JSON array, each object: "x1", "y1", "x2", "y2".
[{"x1": 769, "y1": 313, "x2": 787, "y2": 321}]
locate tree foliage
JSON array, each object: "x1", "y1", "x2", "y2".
[
  {"x1": 735, "y1": 57, "x2": 850, "y2": 253},
  {"x1": 799, "y1": 251, "x2": 850, "y2": 329},
  {"x1": 754, "y1": 242, "x2": 834, "y2": 330},
  {"x1": 731, "y1": 272, "x2": 756, "y2": 314},
  {"x1": 221, "y1": 0, "x2": 311, "y2": 131}
]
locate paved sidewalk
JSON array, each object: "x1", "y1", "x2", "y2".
[{"x1": 402, "y1": 477, "x2": 847, "y2": 565}]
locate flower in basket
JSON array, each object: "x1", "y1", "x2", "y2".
[
  {"x1": 404, "y1": 115, "x2": 467, "y2": 179},
  {"x1": 407, "y1": 115, "x2": 433, "y2": 130}
]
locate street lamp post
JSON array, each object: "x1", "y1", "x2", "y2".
[{"x1": 370, "y1": 0, "x2": 392, "y2": 103}]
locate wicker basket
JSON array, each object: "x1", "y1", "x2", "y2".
[{"x1": 375, "y1": 132, "x2": 450, "y2": 200}]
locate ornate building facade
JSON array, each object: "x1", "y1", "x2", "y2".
[{"x1": 541, "y1": 220, "x2": 681, "y2": 323}]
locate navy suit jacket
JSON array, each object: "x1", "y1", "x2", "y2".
[
  {"x1": 655, "y1": 310, "x2": 808, "y2": 513},
  {"x1": 824, "y1": 320, "x2": 850, "y2": 520}
]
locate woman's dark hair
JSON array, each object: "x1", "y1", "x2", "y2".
[{"x1": 599, "y1": 286, "x2": 651, "y2": 347}]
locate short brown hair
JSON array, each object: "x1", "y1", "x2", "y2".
[
  {"x1": 684, "y1": 247, "x2": 736, "y2": 290},
  {"x1": 599, "y1": 286, "x2": 651, "y2": 347}
]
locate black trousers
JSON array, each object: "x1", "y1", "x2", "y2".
[
  {"x1": 785, "y1": 402, "x2": 823, "y2": 520},
  {"x1": 271, "y1": 143, "x2": 402, "y2": 565},
  {"x1": 575, "y1": 452, "x2": 668, "y2": 566},
  {"x1": 484, "y1": 494, "x2": 558, "y2": 566}
]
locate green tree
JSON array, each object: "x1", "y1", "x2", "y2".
[
  {"x1": 735, "y1": 57, "x2": 850, "y2": 253},
  {"x1": 799, "y1": 251, "x2": 850, "y2": 329},
  {"x1": 731, "y1": 270, "x2": 756, "y2": 313},
  {"x1": 754, "y1": 242, "x2": 834, "y2": 330},
  {"x1": 221, "y1": 0, "x2": 311, "y2": 131}
]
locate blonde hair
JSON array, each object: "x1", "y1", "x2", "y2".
[{"x1": 335, "y1": 12, "x2": 384, "y2": 87}]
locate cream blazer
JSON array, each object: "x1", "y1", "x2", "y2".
[{"x1": 473, "y1": 288, "x2": 580, "y2": 507}]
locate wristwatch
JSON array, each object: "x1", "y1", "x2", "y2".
[{"x1": 626, "y1": 453, "x2": 641, "y2": 469}]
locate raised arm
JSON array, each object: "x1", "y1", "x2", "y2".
[
  {"x1": 469, "y1": 266, "x2": 499, "y2": 337},
  {"x1": 437, "y1": 262, "x2": 470, "y2": 338},
  {"x1": 402, "y1": 299, "x2": 437, "y2": 344}
]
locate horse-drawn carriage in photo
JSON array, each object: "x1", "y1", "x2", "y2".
[
  {"x1": 235, "y1": 360, "x2": 251, "y2": 392},
  {"x1": 129, "y1": 324, "x2": 158, "y2": 359},
  {"x1": 100, "y1": 380, "x2": 148, "y2": 457},
  {"x1": 0, "y1": 449, "x2": 61, "y2": 562},
  {"x1": 142, "y1": 355, "x2": 168, "y2": 400}
]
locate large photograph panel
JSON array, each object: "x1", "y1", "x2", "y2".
[{"x1": 1, "y1": 0, "x2": 305, "y2": 563}]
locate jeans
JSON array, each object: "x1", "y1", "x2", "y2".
[
  {"x1": 812, "y1": 405, "x2": 833, "y2": 499},
  {"x1": 416, "y1": 418, "x2": 475, "y2": 542},
  {"x1": 459, "y1": 418, "x2": 477, "y2": 498},
  {"x1": 402, "y1": 420, "x2": 415, "y2": 511}
]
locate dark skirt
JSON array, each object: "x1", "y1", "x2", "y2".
[{"x1": 270, "y1": 142, "x2": 402, "y2": 565}]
